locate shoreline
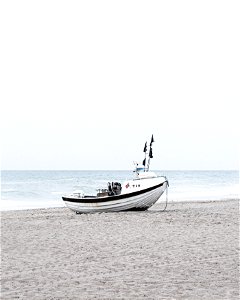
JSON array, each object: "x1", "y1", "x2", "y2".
[{"x1": 1, "y1": 199, "x2": 239, "y2": 299}]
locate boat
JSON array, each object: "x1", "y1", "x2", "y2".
[{"x1": 62, "y1": 135, "x2": 169, "y2": 213}]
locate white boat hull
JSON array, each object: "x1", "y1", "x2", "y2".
[{"x1": 63, "y1": 180, "x2": 168, "y2": 213}]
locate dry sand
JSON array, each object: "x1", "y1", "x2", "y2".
[{"x1": 1, "y1": 200, "x2": 239, "y2": 299}]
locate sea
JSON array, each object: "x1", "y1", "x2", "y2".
[{"x1": 1, "y1": 170, "x2": 239, "y2": 211}]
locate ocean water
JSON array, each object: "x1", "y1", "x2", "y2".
[{"x1": 1, "y1": 170, "x2": 239, "y2": 211}]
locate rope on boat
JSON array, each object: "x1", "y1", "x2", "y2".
[{"x1": 160, "y1": 181, "x2": 169, "y2": 212}]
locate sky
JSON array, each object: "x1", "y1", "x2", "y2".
[{"x1": 1, "y1": 0, "x2": 239, "y2": 170}]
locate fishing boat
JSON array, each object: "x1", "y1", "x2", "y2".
[{"x1": 62, "y1": 135, "x2": 169, "y2": 213}]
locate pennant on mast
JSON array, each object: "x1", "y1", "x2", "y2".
[
  {"x1": 149, "y1": 146, "x2": 153, "y2": 159},
  {"x1": 143, "y1": 142, "x2": 147, "y2": 153},
  {"x1": 150, "y1": 134, "x2": 154, "y2": 146},
  {"x1": 142, "y1": 158, "x2": 146, "y2": 166}
]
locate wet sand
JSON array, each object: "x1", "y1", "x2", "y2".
[{"x1": 1, "y1": 200, "x2": 239, "y2": 299}]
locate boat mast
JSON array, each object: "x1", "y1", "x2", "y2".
[
  {"x1": 143, "y1": 141, "x2": 147, "y2": 172},
  {"x1": 147, "y1": 134, "x2": 154, "y2": 171}
]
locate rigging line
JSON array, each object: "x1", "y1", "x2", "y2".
[{"x1": 160, "y1": 181, "x2": 169, "y2": 212}]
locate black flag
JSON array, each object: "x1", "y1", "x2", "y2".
[
  {"x1": 143, "y1": 158, "x2": 146, "y2": 166},
  {"x1": 143, "y1": 142, "x2": 147, "y2": 152},
  {"x1": 149, "y1": 146, "x2": 153, "y2": 158},
  {"x1": 150, "y1": 134, "x2": 154, "y2": 146}
]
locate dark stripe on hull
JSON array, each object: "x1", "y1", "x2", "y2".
[{"x1": 62, "y1": 181, "x2": 167, "y2": 203}]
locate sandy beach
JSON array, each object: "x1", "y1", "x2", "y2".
[{"x1": 1, "y1": 200, "x2": 239, "y2": 299}]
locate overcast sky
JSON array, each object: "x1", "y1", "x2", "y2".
[{"x1": 1, "y1": 0, "x2": 239, "y2": 170}]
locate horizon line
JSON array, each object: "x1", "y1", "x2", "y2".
[{"x1": 1, "y1": 169, "x2": 238, "y2": 172}]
